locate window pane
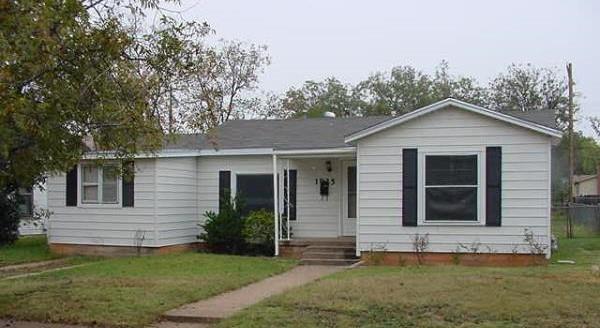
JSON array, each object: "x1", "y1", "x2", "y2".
[
  {"x1": 426, "y1": 155, "x2": 477, "y2": 185},
  {"x1": 102, "y1": 166, "x2": 118, "y2": 203},
  {"x1": 17, "y1": 188, "x2": 33, "y2": 216},
  {"x1": 82, "y1": 165, "x2": 98, "y2": 183},
  {"x1": 236, "y1": 174, "x2": 274, "y2": 216},
  {"x1": 83, "y1": 185, "x2": 98, "y2": 202},
  {"x1": 347, "y1": 166, "x2": 357, "y2": 218},
  {"x1": 426, "y1": 187, "x2": 477, "y2": 221}
]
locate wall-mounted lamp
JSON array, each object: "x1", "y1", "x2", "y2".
[{"x1": 325, "y1": 160, "x2": 332, "y2": 172}]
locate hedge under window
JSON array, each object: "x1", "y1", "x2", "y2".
[{"x1": 425, "y1": 155, "x2": 478, "y2": 221}]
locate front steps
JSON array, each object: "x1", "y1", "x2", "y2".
[{"x1": 297, "y1": 239, "x2": 360, "y2": 266}]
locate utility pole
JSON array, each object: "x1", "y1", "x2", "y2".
[{"x1": 566, "y1": 63, "x2": 575, "y2": 239}]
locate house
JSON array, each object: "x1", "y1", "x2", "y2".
[
  {"x1": 573, "y1": 174, "x2": 599, "y2": 197},
  {"x1": 46, "y1": 99, "x2": 561, "y2": 264}
]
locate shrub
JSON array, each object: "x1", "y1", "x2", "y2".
[
  {"x1": 0, "y1": 188, "x2": 20, "y2": 246},
  {"x1": 242, "y1": 209, "x2": 274, "y2": 256},
  {"x1": 199, "y1": 194, "x2": 245, "y2": 254}
]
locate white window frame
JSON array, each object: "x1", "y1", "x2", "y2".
[
  {"x1": 79, "y1": 163, "x2": 121, "y2": 207},
  {"x1": 417, "y1": 149, "x2": 486, "y2": 226}
]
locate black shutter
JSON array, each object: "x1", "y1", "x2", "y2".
[
  {"x1": 66, "y1": 166, "x2": 78, "y2": 207},
  {"x1": 219, "y1": 170, "x2": 231, "y2": 212},
  {"x1": 402, "y1": 149, "x2": 418, "y2": 226},
  {"x1": 122, "y1": 161, "x2": 135, "y2": 207},
  {"x1": 284, "y1": 170, "x2": 297, "y2": 221},
  {"x1": 486, "y1": 147, "x2": 502, "y2": 226}
]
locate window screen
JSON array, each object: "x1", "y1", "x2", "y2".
[
  {"x1": 425, "y1": 155, "x2": 478, "y2": 221},
  {"x1": 236, "y1": 174, "x2": 274, "y2": 216},
  {"x1": 347, "y1": 166, "x2": 357, "y2": 218},
  {"x1": 17, "y1": 187, "x2": 33, "y2": 217}
]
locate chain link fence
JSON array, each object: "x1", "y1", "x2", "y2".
[{"x1": 552, "y1": 204, "x2": 600, "y2": 238}]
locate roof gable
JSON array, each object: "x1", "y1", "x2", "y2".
[{"x1": 345, "y1": 98, "x2": 563, "y2": 143}]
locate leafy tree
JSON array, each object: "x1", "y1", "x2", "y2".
[
  {"x1": 276, "y1": 78, "x2": 361, "y2": 118},
  {"x1": 182, "y1": 41, "x2": 271, "y2": 132},
  {"x1": 488, "y1": 64, "x2": 571, "y2": 129},
  {"x1": 275, "y1": 62, "x2": 485, "y2": 118},
  {"x1": 0, "y1": 190, "x2": 20, "y2": 246},
  {"x1": 0, "y1": 0, "x2": 214, "y2": 243}
]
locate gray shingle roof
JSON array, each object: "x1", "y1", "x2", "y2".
[
  {"x1": 201, "y1": 116, "x2": 389, "y2": 150},
  {"x1": 161, "y1": 108, "x2": 557, "y2": 151},
  {"x1": 501, "y1": 109, "x2": 557, "y2": 129}
]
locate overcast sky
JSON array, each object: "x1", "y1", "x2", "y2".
[{"x1": 167, "y1": 0, "x2": 599, "y2": 134}]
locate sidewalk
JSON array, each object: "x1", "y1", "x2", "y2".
[{"x1": 161, "y1": 265, "x2": 343, "y2": 324}]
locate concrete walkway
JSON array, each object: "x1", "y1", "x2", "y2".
[{"x1": 161, "y1": 265, "x2": 343, "y2": 324}]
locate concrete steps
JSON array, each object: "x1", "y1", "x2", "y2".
[{"x1": 300, "y1": 242, "x2": 359, "y2": 266}]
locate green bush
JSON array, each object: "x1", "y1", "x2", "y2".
[
  {"x1": 0, "y1": 188, "x2": 20, "y2": 246},
  {"x1": 243, "y1": 209, "x2": 274, "y2": 256},
  {"x1": 199, "y1": 194, "x2": 245, "y2": 254}
]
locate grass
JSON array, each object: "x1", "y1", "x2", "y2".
[
  {"x1": 0, "y1": 253, "x2": 295, "y2": 327},
  {"x1": 0, "y1": 235, "x2": 61, "y2": 266},
  {"x1": 220, "y1": 223, "x2": 600, "y2": 328}
]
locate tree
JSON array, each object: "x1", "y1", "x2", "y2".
[
  {"x1": 488, "y1": 64, "x2": 571, "y2": 129},
  {"x1": 182, "y1": 41, "x2": 270, "y2": 132},
  {"x1": 278, "y1": 78, "x2": 361, "y2": 118},
  {"x1": 0, "y1": 0, "x2": 212, "y2": 243}
]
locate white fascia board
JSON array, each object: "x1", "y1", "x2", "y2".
[
  {"x1": 345, "y1": 98, "x2": 563, "y2": 143},
  {"x1": 82, "y1": 148, "x2": 274, "y2": 160},
  {"x1": 198, "y1": 148, "x2": 273, "y2": 156},
  {"x1": 273, "y1": 147, "x2": 356, "y2": 156}
]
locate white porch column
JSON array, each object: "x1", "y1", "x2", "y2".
[{"x1": 273, "y1": 154, "x2": 279, "y2": 256}]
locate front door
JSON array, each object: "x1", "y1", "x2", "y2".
[{"x1": 342, "y1": 161, "x2": 357, "y2": 236}]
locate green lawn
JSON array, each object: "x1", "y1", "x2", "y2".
[
  {"x1": 0, "y1": 253, "x2": 295, "y2": 327},
  {"x1": 220, "y1": 237, "x2": 600, "y2": 328},
  {"x1": 0, "y1": 235, "x2": 61, "y2": 266}
]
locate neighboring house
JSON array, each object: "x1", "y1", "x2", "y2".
[
  {"x1": 573, "y1": 174, "x2": 599, "y2": 197},
  {"x1": 46, "y1": 99, "x2": 561, "y2": 264},
  {"x1": 18, "y1": 183, "x2": 49, "y2": 235}
]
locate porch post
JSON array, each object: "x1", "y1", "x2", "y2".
[
  {"x1": 286, "y1": 159, "x2": 291, "y2": 240},
  {"x1": 273, "y1": 154, "x2": 279, "y2": 256}
]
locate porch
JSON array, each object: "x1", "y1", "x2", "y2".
[{"x1": 269, "y1": 149, "x2": 359, "y2": 257}]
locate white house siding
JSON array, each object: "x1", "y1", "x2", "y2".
[
  {"x1": 288, "y1": 158, "x2": 342, "y2": 238},
  {"x1": 356, "y1": 105, "x2": 552, "y2": 256},
  {"x1": 196, "y1": 155, "x2": 341, "y2": 238},
  {"x1": 155, "y1": 157, "x2": 198, "y2": 246},
  {"x1": 47, "y1": 159, "x2": 158, "y2": 247}
]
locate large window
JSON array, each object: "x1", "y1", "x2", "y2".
[
  {"x1": 236, "y1": 174, "x2": 274, "y2": 216},
  {"x1": 424, "y1": 154, "x2": 479, "y2": 221},
  {"x1": 81, "y1": 164, "x2": 119, "y2": 204}
]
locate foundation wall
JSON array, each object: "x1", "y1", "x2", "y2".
[
  {"x1": 361, "y1": 251, "x2": 547, "y2": 266},
  {"x1": 50, "y1": 242, "x2": 205, "y2": 257}
]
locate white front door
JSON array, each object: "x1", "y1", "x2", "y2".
[{"x1": 342, "y1": 161, "x2": 357, "y2": 236}]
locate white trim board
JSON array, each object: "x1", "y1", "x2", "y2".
[{"x1": 345, "y1": 98, "x2": 563, "y2": 143}]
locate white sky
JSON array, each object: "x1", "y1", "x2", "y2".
[{"x1": 164, "y1": 0, "x2": 599, "y2": 135}]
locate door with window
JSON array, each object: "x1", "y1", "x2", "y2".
[{"x1": 342, "y1": 161, "x2": 357, "y2": 236}]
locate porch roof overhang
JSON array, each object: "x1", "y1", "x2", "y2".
[{"x1": 273, "y1": 146, "x2": 356, "y2": 158}]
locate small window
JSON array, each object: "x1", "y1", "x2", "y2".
[
  {"x1": 424, "y1": 155, "x2": 478, "y2": 221},
  {"x1": 81, "y1": 164, "x2": 119, "y2": 204},
  {"x1": 17, "y1": 187, "x2": 33, "y2": 217}
]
